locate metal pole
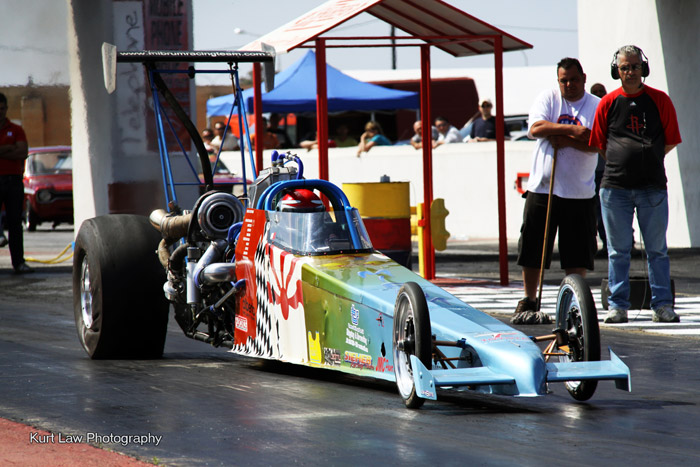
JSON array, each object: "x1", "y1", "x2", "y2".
[
  {"x1": 390, "y1": 25, "x2": 397, "y2": 70},
  {"x1": 252, "y1": 63, "x2": 263, "y2": 171},
  {"x1": 315, "y1": 38, "x2": 329, "y2": 181},
  {"x1": 419, "y1": 44, "x2": 435, "y2": 280},
  {"x1": 494, "y1": 35, "x2": 509, "y2": 286}
]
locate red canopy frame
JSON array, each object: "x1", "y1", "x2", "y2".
[{"x1": 243, "y1": 0, "x2": 532, "y2": 283}]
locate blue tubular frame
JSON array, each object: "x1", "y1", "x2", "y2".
[
  {"x1": 149, "y1": 68, "x2": 179, "y2": 207},
  {"x1": 147, "y1": 66, "x2": 258, "y2": 210},
  {"x1": 257, "y1": 179, "x2": 363, "y2": 250},
  {"x1": 232, "y1": 66, "x2": 258, "y2": 183},
  {"x1": 115, "y1": 50, "x2": 273, "y2": 214}
]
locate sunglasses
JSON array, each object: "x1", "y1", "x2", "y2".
[{"x1": 619, "y1": 64, "x2": 642, "y2": 73}]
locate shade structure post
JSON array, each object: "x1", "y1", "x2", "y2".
[
  {"x1": 315, "y1": 38, "x2": 329, "y2": 181},
  {"x1": 494, "y1": 35, "x2": 509, "y2": 286},
  {"x1": 253, "y1": 62, "x2": 263, "y2": 170},
  {"x1": 419, "y1": 44, "x2": 435, "y2": 280}
]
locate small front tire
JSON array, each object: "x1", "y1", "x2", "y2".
[
  {"x1": 556, "y1": 274, "x2": 601, "y2": 401},
  {"x1": 393, "y1": 282, "x2": 432, "y2": 409}
]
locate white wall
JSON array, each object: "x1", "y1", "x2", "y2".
[
  {"x1": 223, "y1": 142, "x2": 535, "y2": 241},
  {"x1": 578, "y1": 0, "x2": 700, "y2": 248}
]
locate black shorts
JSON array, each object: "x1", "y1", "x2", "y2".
[{"x1": 517, "y1": 192, "x2": 597, "y2": 270}]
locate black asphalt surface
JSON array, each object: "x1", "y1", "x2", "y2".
[{"x1": 1, "y1": 227, "x2": 699, "y2": 465}]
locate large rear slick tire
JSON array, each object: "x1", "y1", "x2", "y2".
[
  {"x1": 556, "y1": 274, "x2": 601, "y2": 401},
  {"x1": 393, "y1": 282, "x2": 432, "y2": 409},
  {"x1": 73, "y1": 214, "x2": 169, "y2": 359}
]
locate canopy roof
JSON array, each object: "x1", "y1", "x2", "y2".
[
  {"x1": 206, "y1": 50, "x2": 419, "y2": 116},
  {"x1": 241, "y1": 0, "x2": 532, "y2": 56}
]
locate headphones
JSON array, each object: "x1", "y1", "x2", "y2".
[{"x1": 610, "y1": 46, "x2": 649, "y2": 80}]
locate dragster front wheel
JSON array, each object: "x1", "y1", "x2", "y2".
[
  {"x1": 393, "y1": 282, "x2": 432, "y2": 409},
  {"x1": 555, "y1": 274, "x2": 601, "y2": 401}
]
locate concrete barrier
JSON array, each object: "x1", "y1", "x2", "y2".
[
  {"x1": 221, "y1": 140, "x2": 692, "y2": 247},
  {"x1": 223, "y1": 142, "x2": 533, "y2": 242}
]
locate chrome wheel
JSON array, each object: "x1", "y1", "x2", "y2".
[
  {"x1": 80, "y1": 255, "x2": 94, "y2": 329},
  {"x1": 394, "y1": 295, "x2": 417, "y2": 400},
  {"x1": 392, "y1": 282, "x2": 431, "y2": 408},
  {"x1": 555, "y1": 274, "x2": 600, "y2": 401}
]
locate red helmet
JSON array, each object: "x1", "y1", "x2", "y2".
[{"x1": 278, "y1": 189, "x2": 325, "y2": 212}]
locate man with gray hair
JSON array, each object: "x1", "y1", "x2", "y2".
[{"x1": 589, "y1": 45, "x2": 682, "y2": 323}]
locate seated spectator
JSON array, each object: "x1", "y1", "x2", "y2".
[
  {"x1": 333, "y1": 124, "x2": 357, "y2": 148},
  {"x1": 201, "y1": 128, "x2": 215, "y2": 154},
  {"x1": 268, "y1": 113, "x2": 293, "y2": 149},
  {"x1": 211, "y1": 122, "x2": 240, "y2": 151},
  {"x1": 433, "y1": 117, "x2": 461, "y2": 148},
  {"x1": 299, "y1": 131, "x2": 318, "y2": 151},
  {"x1": 299, "y1": 130, "x2": 337, "y2": 151},
  {"x1": 410, "y1": 120, "x2": 438, "y2": 149},
  {"x1": 250, "y1": 117, "x2": 280, "y2": 150},
  {"x1": 357, "y1": 121, "x2": 391, "y2": 157},
  {"x1": 468, "y1": 99, "x2": 510, "y2": 142}
]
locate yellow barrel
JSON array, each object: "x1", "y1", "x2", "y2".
[
  {"x1": 343, "y1": 182, "x2": 410, "y2": 218},
  {"x1": 343, "y1": 182, "x2": 412, "y2": 267}
]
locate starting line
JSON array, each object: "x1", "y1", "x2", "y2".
[{"x1": 441, "y1": 280, "x2": 700, "y2": 337}]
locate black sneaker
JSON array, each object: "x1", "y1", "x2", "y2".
[
  {"x1": 0, "y1": 235, "x2": 7, "y2": 247},
  {"x1": 14, "y1": 262, "x2": 34, "y2": 274}
]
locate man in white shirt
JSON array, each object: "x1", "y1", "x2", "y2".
[
  {"x1": 433, "y1": 116, "x2": 461, "y2": 148},
  {"x1": 211, "y1": 122, "x2": 239, "y2": 152},
  {"x1": 512, "y1": 57, "x2": 601, "y2": 324}
]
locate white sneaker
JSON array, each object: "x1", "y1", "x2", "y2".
[
  {"x1": 652, "y1": 305, "x2": 680, "y2": 323},
  {"x1": 604, "y1": 308, "x2": 628, "y2": 324}
]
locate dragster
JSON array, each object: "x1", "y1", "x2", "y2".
[{"x1": 73, "y1": 47, "x2": 630, "y2": 408}]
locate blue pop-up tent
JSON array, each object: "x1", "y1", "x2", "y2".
[{"x1": 206, "y1": 50, "x2": 419, "y2": 116}]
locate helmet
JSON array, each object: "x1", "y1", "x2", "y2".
[{"x1": 278, "y1": 189, "x2": 325, "y2": 213}]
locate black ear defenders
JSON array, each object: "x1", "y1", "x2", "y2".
[{"x1": 611, "y1": 46, "x2": 650, "y2": 79}]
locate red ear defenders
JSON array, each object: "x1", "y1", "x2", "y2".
[{"x1": 611, "y1": 46, "x2": 650, "y2": 80}]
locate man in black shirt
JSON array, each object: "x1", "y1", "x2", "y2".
[{"x1": 468, "y1": 99, "x2": 510, "y2": 142}]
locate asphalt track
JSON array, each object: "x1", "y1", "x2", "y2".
[{"x1": 2, "y1": 227, "x2": 699, "y2": 465}]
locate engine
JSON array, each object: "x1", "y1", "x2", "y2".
[
  {"x1": 149, "y1": 152, "x2": 304, "y2": 348},
  {"x1": 149, "y1": 191, "x2": 245, "y2": 348}
]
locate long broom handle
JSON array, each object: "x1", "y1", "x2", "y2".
[{"x1": 537, "y1": 148, "x2": 558, "y2": 312}]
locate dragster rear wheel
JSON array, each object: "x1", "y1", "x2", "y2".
[
  {"x1": 73, "y1": 215, "x2": 169, "y2": 359},
  {"x1": 555, "y1": 274, "x2": 601, "y2": 401},
  {"x1": 393, "y1": 282, "x2": 432, "y2": 409}
]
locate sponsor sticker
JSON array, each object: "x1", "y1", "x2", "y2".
[
  {"x1": 235, "y1": 315, "x2": 248, "y2": 332},
  {"x1": 324, "y1": 347, "x2": 342, "y2": 366},
  {"x1": 344, "y1": 351, "x2": 373, "y2": 370},
  {"x1": 351, "y1": 304, "x2": 359, "y2": 325},
  {"x1": 375, "y1": 356, "x2": 394, "y2": 373}
]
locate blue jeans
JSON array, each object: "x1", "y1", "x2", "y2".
[{"x1": 600, "y1": 187, "x2": 672, "y2": 310}]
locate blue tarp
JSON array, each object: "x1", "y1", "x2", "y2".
[{"x1": 206, "y1": 50, "x2": 419, "y2": 116}]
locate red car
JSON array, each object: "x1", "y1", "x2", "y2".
[{"x1": 23, "y1": 146, "x2": 73, "y2": 231}]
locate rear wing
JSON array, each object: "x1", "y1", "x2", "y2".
[
  {"x1": 102, "y1": 43, "x2": 275, "y2": 93},
  {"x1": 100, "y1": 43, "x2": 275, "y2": 195}
]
